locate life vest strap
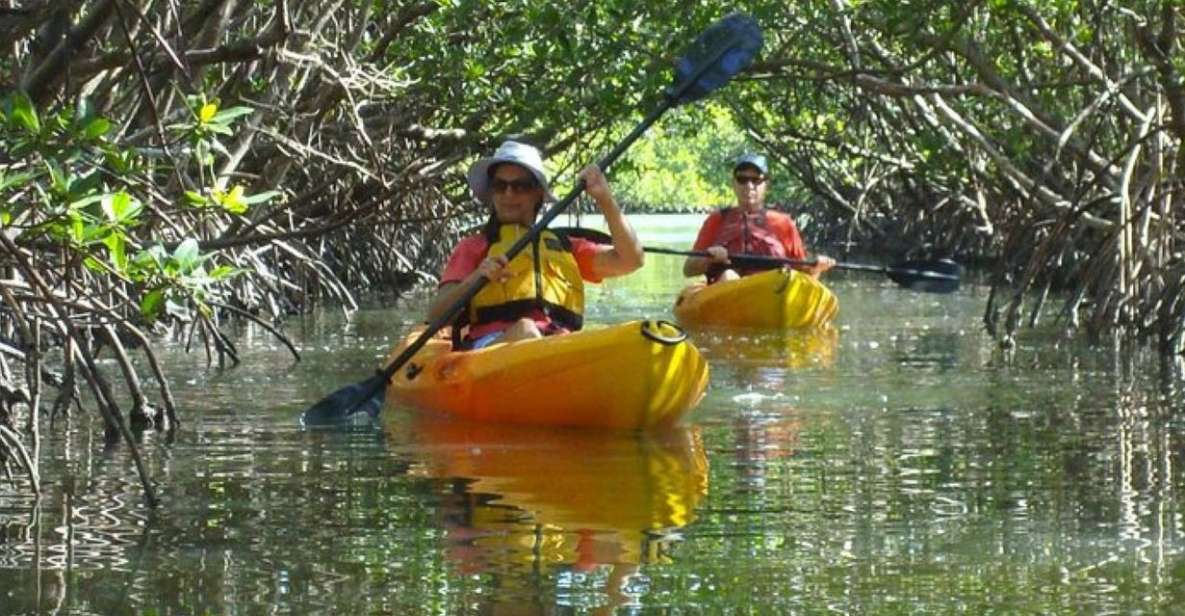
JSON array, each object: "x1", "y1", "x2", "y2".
[{"x1": 474, "y1": 299, "x2": 583, "y2": 331}]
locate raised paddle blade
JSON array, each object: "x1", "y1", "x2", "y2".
[
  {"x1": 668, "y1": 13, "x2": 764, "y2": 105},
  {"x1": 301, "y1": 373, "x2": 386, "y2": 426},
  {"x1": 886, "y1": 259, "x2": 962, "y2": 294}
]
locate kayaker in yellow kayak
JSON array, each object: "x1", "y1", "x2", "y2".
[
  {"x1": 427, "y1": 140, "x2": 644, "y2": 349},
  {"x1": 682, "y1": 153, "x2": 836, "y2": 283}
]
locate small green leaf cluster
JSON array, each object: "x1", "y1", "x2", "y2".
[
  {"x1": 2, "y1": 93, "x2": 146, "y2": 267},
  {"x1": 0, "y1": 92, "x2": 254, "y2": 324},
  {"x1": 132, "y1": 239, "x2": 241, "y2": 323},
  {"x1": 176, "y1": 97, "x2": 277, "y2": 214}
]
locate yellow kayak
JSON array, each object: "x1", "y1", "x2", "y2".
[
  {"x1": 392, "y1": 417, "x2": 708, "y2": 570},
  {"x1": 674, "y1": 268, "x2": 838, "y2": 329},
  {"x1": 385, "y1": 320, "x2": 709, "y2": 430}
]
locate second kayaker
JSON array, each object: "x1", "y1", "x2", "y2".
[
  {"x1": 682, "y1": 153, "x2": 836, "y2": 283},
  {"x1": 427, "y1": 140, "x2": 644, "y2": 349}
]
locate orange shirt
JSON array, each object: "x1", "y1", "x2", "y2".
[{"x1": 691, "y1": 209, "x2": 807, "y2": 259}]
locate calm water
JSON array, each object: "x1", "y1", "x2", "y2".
[{"x1": 2, "y1": 214, "x2": 1184, "y2": 614}]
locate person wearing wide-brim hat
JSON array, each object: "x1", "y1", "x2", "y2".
[
  {"x1": 427, "y1": 140, "x2": 644, "y2": 349},
  {"x1": 683, "y1": 153, "x2": 835, "y2": 283}
]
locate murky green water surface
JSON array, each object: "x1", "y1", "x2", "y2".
[{"x1": 2, "y1": 215, "x2": 1183, "y2": 614}]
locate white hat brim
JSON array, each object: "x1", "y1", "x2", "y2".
[{"x1": 467, "y1": 157, "x2": 558, "y2": 205}]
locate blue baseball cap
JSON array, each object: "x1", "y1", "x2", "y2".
[{"x1": 733, "y1": 153, "x2": 768, "y2": 175}]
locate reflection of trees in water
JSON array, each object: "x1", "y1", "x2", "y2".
[{"x1": 891, "y1": 330, "x2": 963, "y2": 371}]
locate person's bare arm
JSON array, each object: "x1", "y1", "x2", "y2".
[
  {"x1": 581, "y1": 165, "x2": 644, "y2": 278},
  {"x1": 426, "y1": 255, "x2": 508, "y2": 322},
  {"x1": 805, "y1": 254, "x2": 836, "y2": 279},
  {"x1": 683, "y1": 245, "x2": 729, "y2": 277}
]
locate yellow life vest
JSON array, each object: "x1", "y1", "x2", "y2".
[{"x1": 468, "y1": 224, "x2": 585, "y2": 331}]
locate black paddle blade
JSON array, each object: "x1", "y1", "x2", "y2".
[
  {"x1": 886, "y1": 259, "x2": 962, "y2": 294},
  {"x1": 300, "y1": 374, "x2": 386, "y2": 426},
  {"x1": 668, "y1": 13, "x2": 764, "y2": 105}
]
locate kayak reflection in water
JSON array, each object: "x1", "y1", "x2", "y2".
[
  {"x1": 698, "y1": 326, "x2": 840, "y2": 387},
  {"x1": 682, "y1": 153, "x2": 836, "y2": 284},
  {"x1": 394, "y1": 416, "x2": 709, "y2": 612},
  {"x1": 426, "y1": 140, "x2": 644, "y2": 350}
]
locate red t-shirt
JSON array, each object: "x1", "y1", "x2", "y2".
[
  {"x1": 691, "y1": 209, "x2": 807, "y2": 259},
  {"x1": 439, "y1": 234, "x2": 607, "y2": 338}
]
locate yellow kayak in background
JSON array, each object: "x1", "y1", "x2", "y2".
[
  {"x1": 674, "y1": 268, "x2": 838, "y2": 330},
  {"x1": 386, "y1": 320, "x2": 709, "y2": 430}
]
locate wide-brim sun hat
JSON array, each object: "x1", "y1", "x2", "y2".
[
  {"x1": 733, "y1": 153, "x2": 769, "y2": 175},
  {"x1": 467, "y1": 140, "x2": 558, "y2": 205}
]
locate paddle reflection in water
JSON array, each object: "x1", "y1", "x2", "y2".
[{"x1": 386, "y1": 415, "x2": 708, "y2": 612}]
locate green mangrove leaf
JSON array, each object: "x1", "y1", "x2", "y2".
[
  {"x1": 10, "y1": 93, "x2": 40, "y2": 135},
  {"x1": 210, "y1": 106, "x2": 253, "y2": 125},
  {"x1": 208, "y1": 264, "x2": 242, "y2": 280},
  {"x1": 0, "y1": 172, "x2": 34, "y2": 193},
  {"x1": 132, "y1": 245, "x2": 168, "y2": 272},
  {"x1": 84, "y1": 118, "x2": 111, "y2": 140},
  {"x1": 184, "y1": 190, "x2": 207, "y2": 206},
  {"x1": 140, "y1": 288, "x2": 166, "y2": 322},
  {"x1": 172, "y1": 238, "x2": 202, "y2": 272},
  {"x1": 240, "y1": 190, "x2": 280, "y2": 206},
  {"x1": 102, "y1": 192, "x2": 142, "y2": 224},
  {"x1": 103, "y1": 232, "x2": 127, "y2": 271}
]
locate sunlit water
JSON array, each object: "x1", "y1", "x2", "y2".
[{"x1": 2, "y1": 214, "x2": 1183, "y2": 614}]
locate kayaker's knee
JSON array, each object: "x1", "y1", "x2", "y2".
[
  {"x1": 718, "y1": 269, "x2": 741, "y2": 282},
  {"x1": 502, "y1": 318, "x2": 543, "y2": 342}
]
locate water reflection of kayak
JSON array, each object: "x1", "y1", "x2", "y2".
[
  {"x1": 384, "y1": 320, "x2": 709, "y2": 430},
  {"x1": 390, "y1": 415, "x2": 709, "y2": 571},
  {"x1": 674, "y1": 269, "x2": 838, "y2": 330},
  {"x1": 695, "y1": 326, "x2": 840, "y2": 370}
]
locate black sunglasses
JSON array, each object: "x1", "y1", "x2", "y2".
[
  {"x1": 491, "y1": 177, "x2": 539, "y2": 194},
  {"x1": 734, "y1": 174, "x2": 766, "y2": 186}
]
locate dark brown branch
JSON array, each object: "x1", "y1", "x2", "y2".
[{"x1": 22, "y1": 0, "x2": 117, "y2": 104}]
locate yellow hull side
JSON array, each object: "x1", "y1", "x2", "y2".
[
  {"x1": 674, "y1": 269, "x2": 838, "y2": 329},
  {"x1": 386, "y1": 320, "x2": 709, "y2": 430}
]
